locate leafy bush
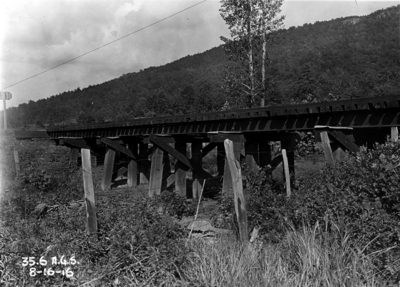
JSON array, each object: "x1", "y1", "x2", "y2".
[
  {"x1": 288, "y1": 139, "x2": 400, "y2": 279},
  {"x1": 215, "y1": 139, "x2": 399, "y2": 282},
  {"x1": 82, "y1": 194, "x2": 189, "y2": 285},
  {"x1": 21, "y1": 164, "x2": 54, "y2": 192},
  {"x1": 295, "y1": 131, "x2": 323, "y2": 158},
  {"x1": 154, "y1": 190, "x2": 195, "y2": 219}
]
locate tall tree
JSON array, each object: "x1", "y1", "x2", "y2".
[{"x1": 220, "y1": 0, "x2": 285, "y2": 107}]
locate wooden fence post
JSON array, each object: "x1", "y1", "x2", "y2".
[
  {"x1": 224, "y1": 139, "x2": 248, "y2": 243},
  {"x1": 13, "y1": 149, "x2": 20, "y2": 177},
  {"x1": 392, "y1": 127, "x2": 398, "y2": 142},
  {"x1": 81, "y1": 148, "x2": 98, "y2": 238}
]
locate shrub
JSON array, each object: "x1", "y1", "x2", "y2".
[
  {"x1": 21, "y1": 164, "x2": 54, "y2": 192},
  {"x1": 295, "y1": 131, "x2": 324, "y2": 158},
  {"x1": 215, "y1": 166, "x2": 289, "y2": 242},
  {"x1": 85, "y1": 194, "x2": 189, "y2": 285},
  {"x1": 288, "y1": 139, "x2": 400, "y2": 280},
  {"x1": 215, "y1": 139, "x2": 400, "y2": 282},
  {"x1": 154, "y1": 190, "x2": 195, "y2": 219}
]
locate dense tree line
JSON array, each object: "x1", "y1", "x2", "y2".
[{"x1": 4, "y1": 5, "x2": 399, "y2": 128}]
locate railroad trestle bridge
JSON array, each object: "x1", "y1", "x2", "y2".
[
  {"x1": 14, "y1": 95, "x2": 400, "y2": 237},
  {"x1": 16, "y1": 95, "x2": 400, "y2": 197}
]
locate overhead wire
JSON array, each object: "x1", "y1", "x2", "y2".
[{"x1": 0, "y1": 0, "x2": 208, "y2": 91}]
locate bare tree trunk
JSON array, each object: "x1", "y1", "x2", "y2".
[
  {"x1": 248, "y1": 4, "x2": 255, "y2": 107},
  {"x1": 261, "y1": 32, "x2": 266, "y2": 107}
]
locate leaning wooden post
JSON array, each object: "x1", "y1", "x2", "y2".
[
  {"x1": 13, "y1": 149, "x2": 20, "y2": 178},
  {"x1": 149, "y1": 146, "x2": 164, "y2": 197},
  {"x1": 281, "y1": 149, "x2": 291, "y2": 197},
  {"x1": 222, "y1": 142, "x2": 241, "y2": 194},
  {"x1": 81, "y1": 148, "x2": 98, "y2": 238},
  {"x1": 320, "y1": 131, "x2": 335, "y2": 164},
  {"x1": 224, "y1": 139, "x2": 248, "y2": 243},
  {"x1": 101, "y1": 148, "x2": 116, "y2": 191},
  {"x1": 392, "y1": 127, "x2": 399, "y2": 142}
]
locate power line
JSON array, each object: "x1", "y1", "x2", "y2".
[{"x1": 0, "y1": 0, "x2": 208, "y2": 91}]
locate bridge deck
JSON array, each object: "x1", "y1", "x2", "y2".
[{"x1": 46, "y1": 95, "x2": 400, "y2": 139}]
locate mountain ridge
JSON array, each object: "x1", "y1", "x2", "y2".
[{"x1": 4, "y1": 4, "x2": 399, "y2": 128}]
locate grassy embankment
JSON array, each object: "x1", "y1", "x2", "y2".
[{"x1": 0, "y1": 131, "x2": 397, "y2": 286}]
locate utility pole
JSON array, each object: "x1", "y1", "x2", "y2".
[{"x1": 0, "y1": 91, "x2": 12, "y2": 130}]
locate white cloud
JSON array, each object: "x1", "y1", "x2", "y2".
[{"x1": 115, "y1": 0, "x2": 147, "y2": 19}]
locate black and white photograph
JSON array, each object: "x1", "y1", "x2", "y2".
[{"x1": 0, "y1": 0, "x2": 399, "y2": 286}]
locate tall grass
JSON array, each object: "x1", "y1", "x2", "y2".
[
  {"x1": 0, "y1": 132, "x2": 394, "y2": 286},
  {"x1": 183, "y1": 221, "x2": 381, "y2": 287}
]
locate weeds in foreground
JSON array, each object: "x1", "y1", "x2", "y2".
[
  {"x1": 1, "y1": 132, "x2": 399, "y2": 286},
  {"x1": 184, "y1": 221, "x2": 387, "y2": 287}
]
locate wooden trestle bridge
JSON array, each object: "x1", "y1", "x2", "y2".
[{"x1": 14, "y1": 95, "x2": 400, "y2": 237}]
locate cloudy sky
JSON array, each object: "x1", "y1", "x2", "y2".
[{"x1": 0, "y1": 0, "x2": 397, "y2": 108}]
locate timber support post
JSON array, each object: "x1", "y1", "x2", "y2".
[
  {"x1": 175, "y1": 143, "x2": 187, "y2": 197},
  {"x1": 139, "y1": 143, "x2": 149, "y2": 184},
  {"x1": 81, "y1": 148, "x2": 98, "y2": 239},
  {"x1": 101, "y1": 148, "x2": 115, "y2": 191},
  {"x1": 281, "y1": 133, "x2": 299, "y2": 192},
  {"x1": 149, "y1": 146, "x2": 164, "y2": 197},
  {"x1": 222, "y1": 141, "x2": 241, "y2": 195},
  {"x1": 224, "y1": 139, "x2": 248, "y2": 243},
  {"x1": 127, "y1": 142, "x2": 138, "y2": 188},
  {"x1": 281, "y1": 149, "x2": 291, "y2": 197},
  {"x1": 392, "y1": 127, "x2": 399, "y2": 142},
  {"x1": 217, "y1": 143, "x2": 225, "y2": 176},
  {"x1": 245, "y1": 142, "x2": 258, "y2": 172},
  {"x1": 259, "y1": 142, "x2": 271, "y2": 168},
  {"x1": 191, "y1": 142, "x2": 202, "y2": 201},
  {"x1": 320, "y1": 131, "x2": 334, "y2": 164},
  {"x1": 315, "y1": 126, "x2": 359, "y2": 164}
]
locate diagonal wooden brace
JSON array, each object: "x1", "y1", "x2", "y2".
[
  {"x1": 150, "y1": 135, "x2": 220, "y2": 188},
  {"x1": 150, "y1": 135, "x2": 191, "y2": 170},
  {"x1": 101, "y1": 138, "x2": 150, "y2": 166},
  {"x1": 328, "y1": 130, "x2": 359, "y2": 154}
]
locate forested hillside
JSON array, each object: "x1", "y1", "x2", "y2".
[{"x1": 5, "y1": 5, "x2": 399, "y2": 128}]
